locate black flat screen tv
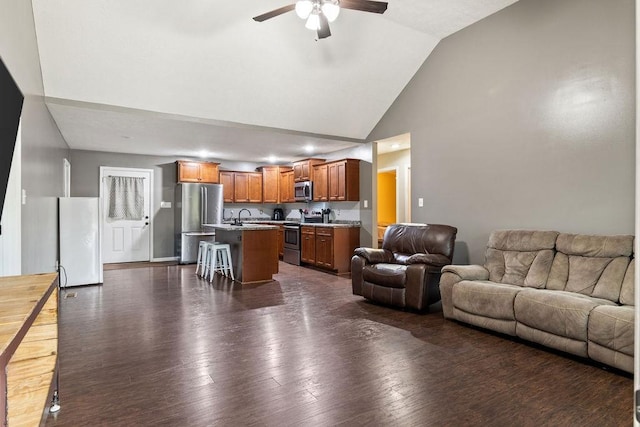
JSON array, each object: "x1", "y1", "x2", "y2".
[{"x1": 0, "y1": 57, "x2": 24, "y2": 234}]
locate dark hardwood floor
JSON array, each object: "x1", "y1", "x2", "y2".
[{"x1": 45, "y1": 262, "x2": 633, "y2": 426}]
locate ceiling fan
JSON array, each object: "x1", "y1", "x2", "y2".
[{"x1": 253, "y1": 0, "x2": 388, "y2": 40}]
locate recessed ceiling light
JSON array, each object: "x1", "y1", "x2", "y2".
[
  {"x1": 305, "y1": 145, "x2": 315, "y2": 153},
  {"x1": 199, "y1": 150, "x2": 209, "y2": 158},
  {"x1": 268, "y1": 155, "x2": 277, "y2": 163}
]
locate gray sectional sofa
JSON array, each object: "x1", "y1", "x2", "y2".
[{"x1": 440, "y1": 230, "x2": 635, "y2": 373}]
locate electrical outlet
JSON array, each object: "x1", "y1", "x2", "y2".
[{"x1": 418, "y1": 198, "x2": 424, "y2": 207}]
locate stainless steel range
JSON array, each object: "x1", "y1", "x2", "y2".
[{"x1": 283, "y1": 223, "x2": 302, "y2": 265}]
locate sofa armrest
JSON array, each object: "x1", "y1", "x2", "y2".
[
  {"x1": 441, "y1": 264, "x2": 489, "y2": 281},
  {"x1": 440, "y1": 265, "x2": 489, "y2": 319},
  {"x1": 353, "y1": 247, "x2": 393, "y2": 264}
]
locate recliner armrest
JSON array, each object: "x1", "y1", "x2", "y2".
[
  {"x1": 353, "y1": 247, "x2": 393, "y2": 264},
  {"x1": 441, "y1": 264, "x2": 489, "y2": 281},
  {"x1": 406, "y1": 253, "x2": 451, "y2": 267}
]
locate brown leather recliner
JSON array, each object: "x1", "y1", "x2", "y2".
[{"x1": 352, "y1": 224, "x2": 457, "y2": 311}]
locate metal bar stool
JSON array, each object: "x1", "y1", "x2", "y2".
[
  {"x1": 205, "y1": 243, "x2": 235, "y2": 282},
  {"x1": 195, "y1": 241, "x2": 209, "y2": 277}
]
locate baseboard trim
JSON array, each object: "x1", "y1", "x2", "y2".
[{"x1": 151, "y1": 256, "x2": 179, "y2": 262}]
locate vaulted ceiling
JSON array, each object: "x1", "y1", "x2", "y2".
[{"x1": 31, "y1": 0, "x2": 519, "y2": 162}]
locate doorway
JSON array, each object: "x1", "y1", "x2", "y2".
[
  {"x1": 374, "y1": 133, "x2": 411, "y2": 246},
  {"x1": 99, "y1": 167, "x2": 153, "y2": 263}
]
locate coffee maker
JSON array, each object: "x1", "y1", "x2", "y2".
[
  {"x1": 321, "y1": 208, "x2": 331, "y2": 224},
  {"x1": 273, "y1": 208, "x2": 284, "y2": 220}
]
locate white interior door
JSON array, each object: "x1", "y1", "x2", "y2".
[{"x1": 100, "y1": 167, "x2": 152, "y2": 263}]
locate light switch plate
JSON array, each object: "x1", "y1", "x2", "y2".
[
  {"x1": 363, "y1": 200, "x2": 368, "y2": 208},
  {"x1": 418, "y1": 197, "x2": 424, "y2": 207},
  {"x1": 160, "y1": 201, "x2": 172, "y2": 209}
]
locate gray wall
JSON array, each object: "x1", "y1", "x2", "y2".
[
  {"x1": 1, "y1": 0, "x2": 70, "y2": 274},
  {"x1": 70, "y1": 150, "x2": 265, "y2": 258},
  {"x1": 369, "y1": 0, "x2": 635, "y2": 264},
  {"x1": 21, "y1": 97, "x2": 70, "y2": 273},
  {"x1": 71, "y1": 150, "x2": 178, "y2": 258}
]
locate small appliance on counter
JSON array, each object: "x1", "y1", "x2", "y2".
[
  {"x1": 321, "y1": 208, "x2": 331, "y2": 223},
  {"x1": 273, "y1": 208, "x2": 284, "y2": 220},
  {"x1": 300, "y1": 209, "x2": 323, "y2": 224}
]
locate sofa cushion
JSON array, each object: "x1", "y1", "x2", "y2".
[
  {"x1": 514, "y1": 289, "x2": 615, "y2": 342},
  {"x1": 588, "y1": 305, "x2": 634, "y2": 357},
  {"x1": 619, "y1": 261, "x2": 635, "y2": 306},
  {"x1": 555, "y1": 233, "x2": 633, "y2": 258},
  {"x1": 362, "y1": 264, "x2": 407, "y2": 289},
  {"x1": 484, "y1": 230, "x2": 558, "y2": 288},
  {"x1": 546, "y1": 233, "x2": 633, "y2": 302},
  {"x1": 452, "y1": 280, "x2": 523, "y2": 320}
]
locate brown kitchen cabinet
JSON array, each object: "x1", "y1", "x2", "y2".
[
  {"x1": 220, "y1": 171, "x2": 263, "y2": 203},
  {"x1": 177, "y1": 160, "x2": 220, "y2": 183},
  {"x1": 328, "y1": 159, "x2": 359, "y2": 201},
  {"x1": 293, "y1": 158, "x2": 325, "y2": 182},
  {"x1": 219, "y1": 171, "x2": 235, "y2": 203},
  {"x1": 299, "y1": 226, "x2": 360, "y2": 273},
  {"x1": 312, "y1": 163, "x2": 328, "y2": 202},
  {"x1": 279, "y1": 170, "x2": 295, "y2": 203},
  {"x1": 278, "y1": 225, "x2": 284, "y2": 258},
  {"x1": 312, "y1": 159, "x2": 360, "y2": 202},
  {"x1": 301, "y1": 226, "x2": 316, "y2": 264},
  {"x1": 261, "y1": 166, "x2": 292, "y2": 204},
  {"x1": 314, "y1": 228, "x2": 334, "y2": 269}
]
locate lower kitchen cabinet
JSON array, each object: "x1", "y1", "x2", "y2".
[
  {"x1": 278, "y1": 225, "x2": 284, "y2": 258},
  {"x1": 301, "y1": 226, "x2": 359, "y2": 274},
  {"x1": 301, "y1": 226, "x2": 316, "y2": 264}
]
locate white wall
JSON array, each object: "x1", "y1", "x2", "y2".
[{"x1": 0, "y1": 128, "x2": 21, "y2": 276}]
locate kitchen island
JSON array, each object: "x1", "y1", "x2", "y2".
[{"x1": 203, "y1": 224, "x2": 279, "y2": 284}]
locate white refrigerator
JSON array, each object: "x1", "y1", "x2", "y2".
[{"x1": 59, "y1": 197, "x2": 103, "y2": 287}]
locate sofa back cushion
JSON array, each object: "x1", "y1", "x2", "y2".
[
  {"x1": 382, "y1": 224, "x2": 457, "y2": 263},
  {"x1": 484, "y1": 230, "x2": 558, "y2": 287},
  {"x1": 546, "y1": 233, "x2": 633, "y2": 302},
  {"x1": 619, "y1": 260, "x2": 635, "y2": 306}
]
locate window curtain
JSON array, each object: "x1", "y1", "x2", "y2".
[{"x1": 108, "y1": 176, "x2": 144, "y2": 220}]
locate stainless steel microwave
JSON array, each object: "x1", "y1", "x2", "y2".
[{"x1": 294, "y1": 181, "x2": 313, "y2": 202}]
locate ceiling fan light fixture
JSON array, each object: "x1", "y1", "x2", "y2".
[
  {"x1": 321, "y1": 0, "x2": 340, "y2": 23},
  {"x1": 305, "y1": 11, "x2": 320, "y2": 30},
  {"x1": 295, "y1": 0, "x2": 314, "y2": 19}
]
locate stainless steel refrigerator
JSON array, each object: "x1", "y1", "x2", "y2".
[{"x1": 175, "y1": 183, "x2": 223, "y2": 264}]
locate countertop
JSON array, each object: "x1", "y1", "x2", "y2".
[
  {"x1": 203, "y1": 223, "x2": 279, "y2": 231},
  {"x1": 231, "y1": 220, "x2": 361, "y2": 228}
]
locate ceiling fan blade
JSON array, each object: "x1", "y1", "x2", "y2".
[
  {"x1": 253, "y1": 4, "x2": 296, "y2": 22},
  {"x1": 339, "y1": 0, "x2": 388, "y2": 14},
  {"x1": 317, "y1": 13, "x2": 332, "y2": 39}
]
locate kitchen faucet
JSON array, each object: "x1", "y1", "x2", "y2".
[{"x1": 237, "y1": 208, "x2": 251, "y2": 224}]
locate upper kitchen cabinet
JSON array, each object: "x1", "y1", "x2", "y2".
[
  {"x1": 328, "y1": 159, "x2": 359, "y2": 201},
  {"x1": 312, "y1": 163, "x2": 328, "y2": 202},
  {"x1": 260, "y1": 166, "x2": 292, "y2": 204},
  {"x1": 293, "y1": 158, "x2": 325, "y2": 182},
  {"x1": 279, "y1": 170, "x2": 295, "y2": 203},
  {"x1": 219, "y1": 171, "x2": 235, "y2": 203},
  {"x1": 313, "y1": 159, "x2": 360, "y2": 202},
  {"x1": 177, "y1": 160, "x2": 220, "y2": 183},
  {"x1": 219, "y1": 171, "x2": 263, "y2": 203}
]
